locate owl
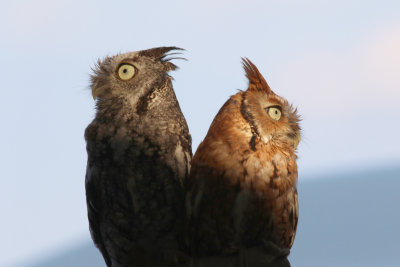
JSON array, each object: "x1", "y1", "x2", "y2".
[
  {"x1": 84, "y1": 47, "x2": 192, "y2": 267},
  {"x1": 186, "y1": 58, "x2": 301, "y2": 263}
]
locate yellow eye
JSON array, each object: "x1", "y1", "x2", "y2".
[
  {"x1": 117, "y1": 64, "x2": 136, "y2": 80},
  {"x1": 267, "y1": 107, "x2": 282, "y2": 121}
]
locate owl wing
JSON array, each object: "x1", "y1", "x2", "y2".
[
  {"x1": 85, "y1": 140, "x2": 112, "y2": 267},
  {"x1": 286, "y1": 188, "x2": 299, "y2": 248},
  {"x1": 268, "y1": 186, "x2": 298, "y2": 249},
  {"x1": 85, "y1": 125, "x2": 191, "y2": 266}
]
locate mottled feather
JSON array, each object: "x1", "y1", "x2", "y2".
[
  {"x1": 85, "y1": 47, "x2": 192, "y2": 267},
  {"x1": 186, "y1": 58, "x2": 301, "y2": 262}
]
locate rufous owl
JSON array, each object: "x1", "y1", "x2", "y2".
[{"x1": 186, "y1": 58, "x2": 301, "y2": 258}]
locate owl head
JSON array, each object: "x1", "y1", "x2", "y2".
[
  {"x1": 90, "y1": 46, "x2": 183, "y2": 102},
  {"x1": 240, "y1": 58, "x2": 301, "y2": 150}
]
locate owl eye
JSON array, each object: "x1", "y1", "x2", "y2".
[
  {"x1": 267, "y1": 106, "x2": 282, "y2": 121},
  {"x1": 117, "y1": 64, "x2": 136, "y2": 80}
]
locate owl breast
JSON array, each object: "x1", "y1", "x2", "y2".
[
  {"x1": 86, "y1": 118, "x2": 189, "y2": 266},
  {"x1": 234, "y1": 150, "x2": 298, "y2": 249}
]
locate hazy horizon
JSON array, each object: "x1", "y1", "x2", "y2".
[{"x1": 13, "y1": 165, "x2": 400, "y2": 267}]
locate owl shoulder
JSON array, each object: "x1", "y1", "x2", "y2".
[{"x1": 84, "y1": 121, "x2": 98, "y2": 142}]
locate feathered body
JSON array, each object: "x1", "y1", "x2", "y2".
[
  {"x1": 186, "y1": 59, "x2": 301, "y2": 256},
  {"x1": 85, "y1": 47, "x2": 192, "y2": 267}
]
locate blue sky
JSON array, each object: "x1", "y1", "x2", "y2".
[{"x1": 1, "y1": 0, "x2": 399, "y2": 265}]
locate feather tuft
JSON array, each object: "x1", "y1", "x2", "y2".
[
  {"x1": 242, "y1": 57, "x2": 272, "y2": 94},
  {"x1": 138, "y1": 46, "x2": 184, "y2": 60}
]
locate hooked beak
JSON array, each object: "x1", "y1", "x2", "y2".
[
  {"x1": 293, "y1": 131, "x2": 301, "y2": 149},
  {"x1": 92, "y1": 82, "x2": 100, "y2": 100}
]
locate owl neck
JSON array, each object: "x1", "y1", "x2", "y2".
[
  {"x1": 240, "y1": 93, "x2": 261, "y2": 151},
  {"x1": 95, "y1": 78, "x2": 180, "y2": 125}
]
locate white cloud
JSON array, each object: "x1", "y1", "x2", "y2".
[
  {"x1": 1, "y1": 0, "x2": 96, "y2": 46},
  {"x1": 360, "y1": 21, "x2": 400, "y2": 97},
  {"x1": 274, "y1": 21, "x2": 400, "y2": 120},
  {"x1": 3, "y1": 0, "x2": 69, "y2": 35}
]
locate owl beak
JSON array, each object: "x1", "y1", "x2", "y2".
[
  {"x1": 293, "y1": 132, "x2": 301, "y2": 149},
  {"x1": 92, "y1": 82, "x2": 100, "y2": 100}
]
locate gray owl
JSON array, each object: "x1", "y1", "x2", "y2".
[{"x1": 84, "y1": 47, "x2": 192, "y2": 267}]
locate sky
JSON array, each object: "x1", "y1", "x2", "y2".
[{"x1": 1, "y1": 0, "x2": 399, "y2": 266}]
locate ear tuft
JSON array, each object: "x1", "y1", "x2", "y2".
[
  {"x1": 138, "y1": 46, "x2": 184, "y2": 60},
  {"x1": 242, "y1": 58, "x2": 272, "y2": 93},
  {"x1": 138, "y1": 46, "x2": 185, "y2": 72}
]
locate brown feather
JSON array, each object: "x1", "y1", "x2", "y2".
[
  {"x1": 242, "y1": 58, "x2": 273, "y2": 93},
  {"x1": 186, "y1": 59, "x2": 301, "y2": 259},
  {"x1": 138, "y1": 46, "x2": 184, "y2": 60}
]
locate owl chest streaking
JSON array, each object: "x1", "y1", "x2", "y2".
[
  {"x1": 186, "y1": 58, "x2": 301, "y2": 256},
  {"x1": 85, "y1": 47, "x2": 192, "y2": 267}
]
